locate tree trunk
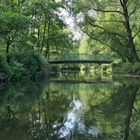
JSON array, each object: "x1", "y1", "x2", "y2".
[
  {"x1": 40, "y1": 19, "x2": 47, "y2": 53},
  {"x1": 37, "y1": 27, "x2": 40, "y2": 52},
  {"x1": 6, "y1": 43, "x2": 10, "y2": 64},
  {"x1": 121, "y1": 0, "x2": 139, "y2": 62},
  {"x1": 45, "y1": 17, "x2": 51, "y2": 59},
  {"x1": 124, "y1": 84, "x2": 139, "y2": 140},
  {"x1": 6, "y1": 39, "x2": 12, "y2": 64},
  {"x1": 6, "y1": 43, "x2": 10, "y2": 54}
]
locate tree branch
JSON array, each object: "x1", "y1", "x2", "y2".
[
  {"x1": 129, "y1": 5, "x2": 137, "y2": 17},
  {"x1": 78, "y1": 23, "x2": 127, "y2": 61},
  {"x1": 133, "y1": 30, "x2": 140, "y2": 39},
  {"x1": 119, "y1": 0, "x2": 124, "y2": 8},
  {"x1": 87, "y1": 20, "x2": 124, "y2": 38},
  {"x1": 93, "y1": 8, "x2": 124, "y2": 15},
  {"x1": 93, "y1": 20, "x2": 124, "y2": 23},
  {"x1": 5, "y1": 35, "x2": 14, "y2": 45},
  {"x1": 131, "y1": 24, "x2": 137, "y2": 31}
]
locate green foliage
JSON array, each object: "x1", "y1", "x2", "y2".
[
  {"x1": 24, "y1": 0, "x2": 73, "y2": 56},
  {"x1": 0, "y1": 0, "x2": 74, "y2": 82},
  {"x1": 71, "y1": 0, "x2": 140, "y2": 62},
  {"x1": 0, "y1": 12, "x2": 28, "y2": 35},
  {"x1": 0, "y1": 12, "x2": 29, "y2": 53},
  {"x1": 0, "y1": 0, "x2": 75, "y2": 62},
  {"x1": 113, "y1": 62, "x2": 140, "y2": 75},
  {"x1": 0, "y1": 51, "x2": 48, "y2": 82},
  {"x1": 6, "y1": 61, "x2": 26, "y2": 81},
  {"x1": 8, "y1": 51, "x2": 46, "y2": 79}
]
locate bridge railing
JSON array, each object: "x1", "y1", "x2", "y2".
[{"x1": 49, "y1": 53, "x2": 113, "y2": 61}]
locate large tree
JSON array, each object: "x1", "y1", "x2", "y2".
[
  {"x1": 69, "y1": 0, "x2": 140, "y2": 62},
  {"x1": 0, "y1": 0, "x2": 75, "y2": 59},
  {"x1": 24, "y1": 0, "x2": 74, "y2": 58},
  {"x1": 0, "y1": 12, "x2": 29, "y2": 53}
]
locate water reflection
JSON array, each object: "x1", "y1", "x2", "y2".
[
  {"x1": 0, "y1": 73, "x2": 140, "y2": 140},
  {"x1": 58, "y1": 98, "x2": 100, "y2": 139},
  {"x1": 58, "y1": 99, "x2": 84, "y2": 139},
  {"x1": 51, "y1": 71, "x2": 112, "y2": 83}
]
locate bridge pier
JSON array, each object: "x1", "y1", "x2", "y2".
[{"x1": 92, "y1": 64, "x2": 112, "y2": 74}]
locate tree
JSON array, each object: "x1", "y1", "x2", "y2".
[
  {"x1": 0, "y1": 0, "x2": 77, "y2": 60},
  {"x1": 0, "y1": 12, "x2": 29, "y2": 53},
  {"x1": 69, "y1": 0, "x2": 140, "y2": 62},
  {"x1": 25, "y1": 0, "x2": 73, "y2": 58}
]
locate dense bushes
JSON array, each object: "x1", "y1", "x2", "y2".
[
  {"x1": 0, "y1": 51, "x2": 48, "y2": 82},
  {"x1": 113, "y1": 62, "x2": 140, "y2": 75}
]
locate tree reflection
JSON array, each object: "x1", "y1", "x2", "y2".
[
  {"x1": 84, "y1": 79, "x2": 140, "y2": 140},
  {"x1": 0, "y1": 76, "x2": 140, "y2": 140}
]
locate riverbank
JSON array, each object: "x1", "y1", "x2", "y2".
[
  {"x1": 113, "y1": 62, "x2": 140, "y2": 76},
  {"x1": 0, "y1": 51, "x2": 50, "y2": 83}
]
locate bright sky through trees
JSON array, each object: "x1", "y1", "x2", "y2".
[{"x1": 55, "y1": 0, "x2": 84, "y2": 41}]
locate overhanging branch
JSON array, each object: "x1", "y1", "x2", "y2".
[
  {"x1": 93, "y1": 20, "x2": 124, "y2": 23},
  {"x1": 87, "y1": 20, "x2": 124, "y2": 38},
  {"x1": 93, "y1": 8, "x2": 124, "y2": 16}
]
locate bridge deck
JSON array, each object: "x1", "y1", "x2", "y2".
[
  {"x1": 50, "y1": 80, "x2": 111, "y2": 84},
  {"x1": 48, "y1": 60, "x2": 113, "y2": 64}
]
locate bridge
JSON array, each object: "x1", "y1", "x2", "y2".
[{"x1": 48, "y1": 53, "x2": 113, "y2": 64}]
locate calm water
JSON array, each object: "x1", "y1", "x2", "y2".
[{"x1": 0, "y1": 71, "x2": 140, "y2": 140}]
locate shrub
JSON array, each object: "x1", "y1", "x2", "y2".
[
  {"x1": 7, "y1": 51, "x2": 46, "y2": 79},
  {"x1": 5, "y1": 61, "x2": 26, "y2": 81},
  {"x1": 0, "y1": 51, "x2": 49, "y2": 82}
]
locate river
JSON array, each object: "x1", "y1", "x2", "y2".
[{"x1": 0, "y1": 71, "x2": 140, "y2": 140}]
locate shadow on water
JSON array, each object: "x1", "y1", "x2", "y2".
[{"x1": 0, "y1": 72, "x2": 140, "y2": 140}]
